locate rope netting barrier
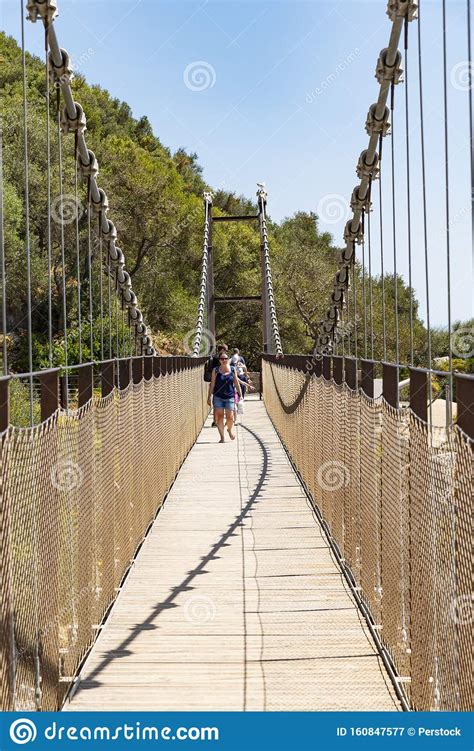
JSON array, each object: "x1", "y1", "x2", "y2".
[
  {"x1": 262, "y1": 357, "x2": 472, "y2": 712},
  {"x1": 0, "y1": 359, "x2": 208, "y2": 710}
]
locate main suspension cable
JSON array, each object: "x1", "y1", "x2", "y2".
[
  {"x1": 257, "y1": 187, "x2": 283, "y2": 356},
  {"x1": 314, "y1": 0, "x2": 417, "y2": 356},
  {"x1": 27, "y1": 0, "x2": 154, "y2": 356},
  {"x1": 192, "y1": 192, "x2": 212, "y2": 356}
]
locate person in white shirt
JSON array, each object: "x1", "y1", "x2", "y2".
[{"x1": 230, "y1": 349, "x2": 254, "y2": 424}]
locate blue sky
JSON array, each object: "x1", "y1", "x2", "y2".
[{"x1": 2, "y1": 0, "x2": 473, "y2": 326}]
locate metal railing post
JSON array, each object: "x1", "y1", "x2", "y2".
[
  {"x1": 101, "y1": 361, "x2": 115, "y2": 398},
  {"x1": 78, "y1": 364, "x2": 93, "y2": 408},
  {"x1": 409, "y1": 367, "x2": 427, "y2": 422},
  {"x1": 0, "y1": 376, "x2": 10, "y2": 432}
]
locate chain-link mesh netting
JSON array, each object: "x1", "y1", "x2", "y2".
[
  {"x1": 0, "y1": 364, "x2": 208, "y2": 711},
  {"x1": 263, "y1": 359, "x2": 473, "y2": 712}
]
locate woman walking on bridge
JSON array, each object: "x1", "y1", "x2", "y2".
[{"x1": 207, "y1": 352, "x2": 242, "y2": 442}]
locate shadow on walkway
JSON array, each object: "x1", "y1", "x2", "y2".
[{"x1": 75, "y1": 423, "x2": 269, "y2": 691}]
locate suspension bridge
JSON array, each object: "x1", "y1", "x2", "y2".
[{"x1": 0, "y1": 0, "x2": 472, "y2": 714}]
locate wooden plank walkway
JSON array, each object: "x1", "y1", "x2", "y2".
[{"x1": 66, "y1": 398, "x2": 400, "y2": 711}]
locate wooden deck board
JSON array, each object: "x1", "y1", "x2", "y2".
[{"x1": 66, "y1": 399, "x2": 400, "y2": 712}]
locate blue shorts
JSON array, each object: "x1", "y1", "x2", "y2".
[{"x1": 213, "y1": 396, "x2": 235, "y2": 410}]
